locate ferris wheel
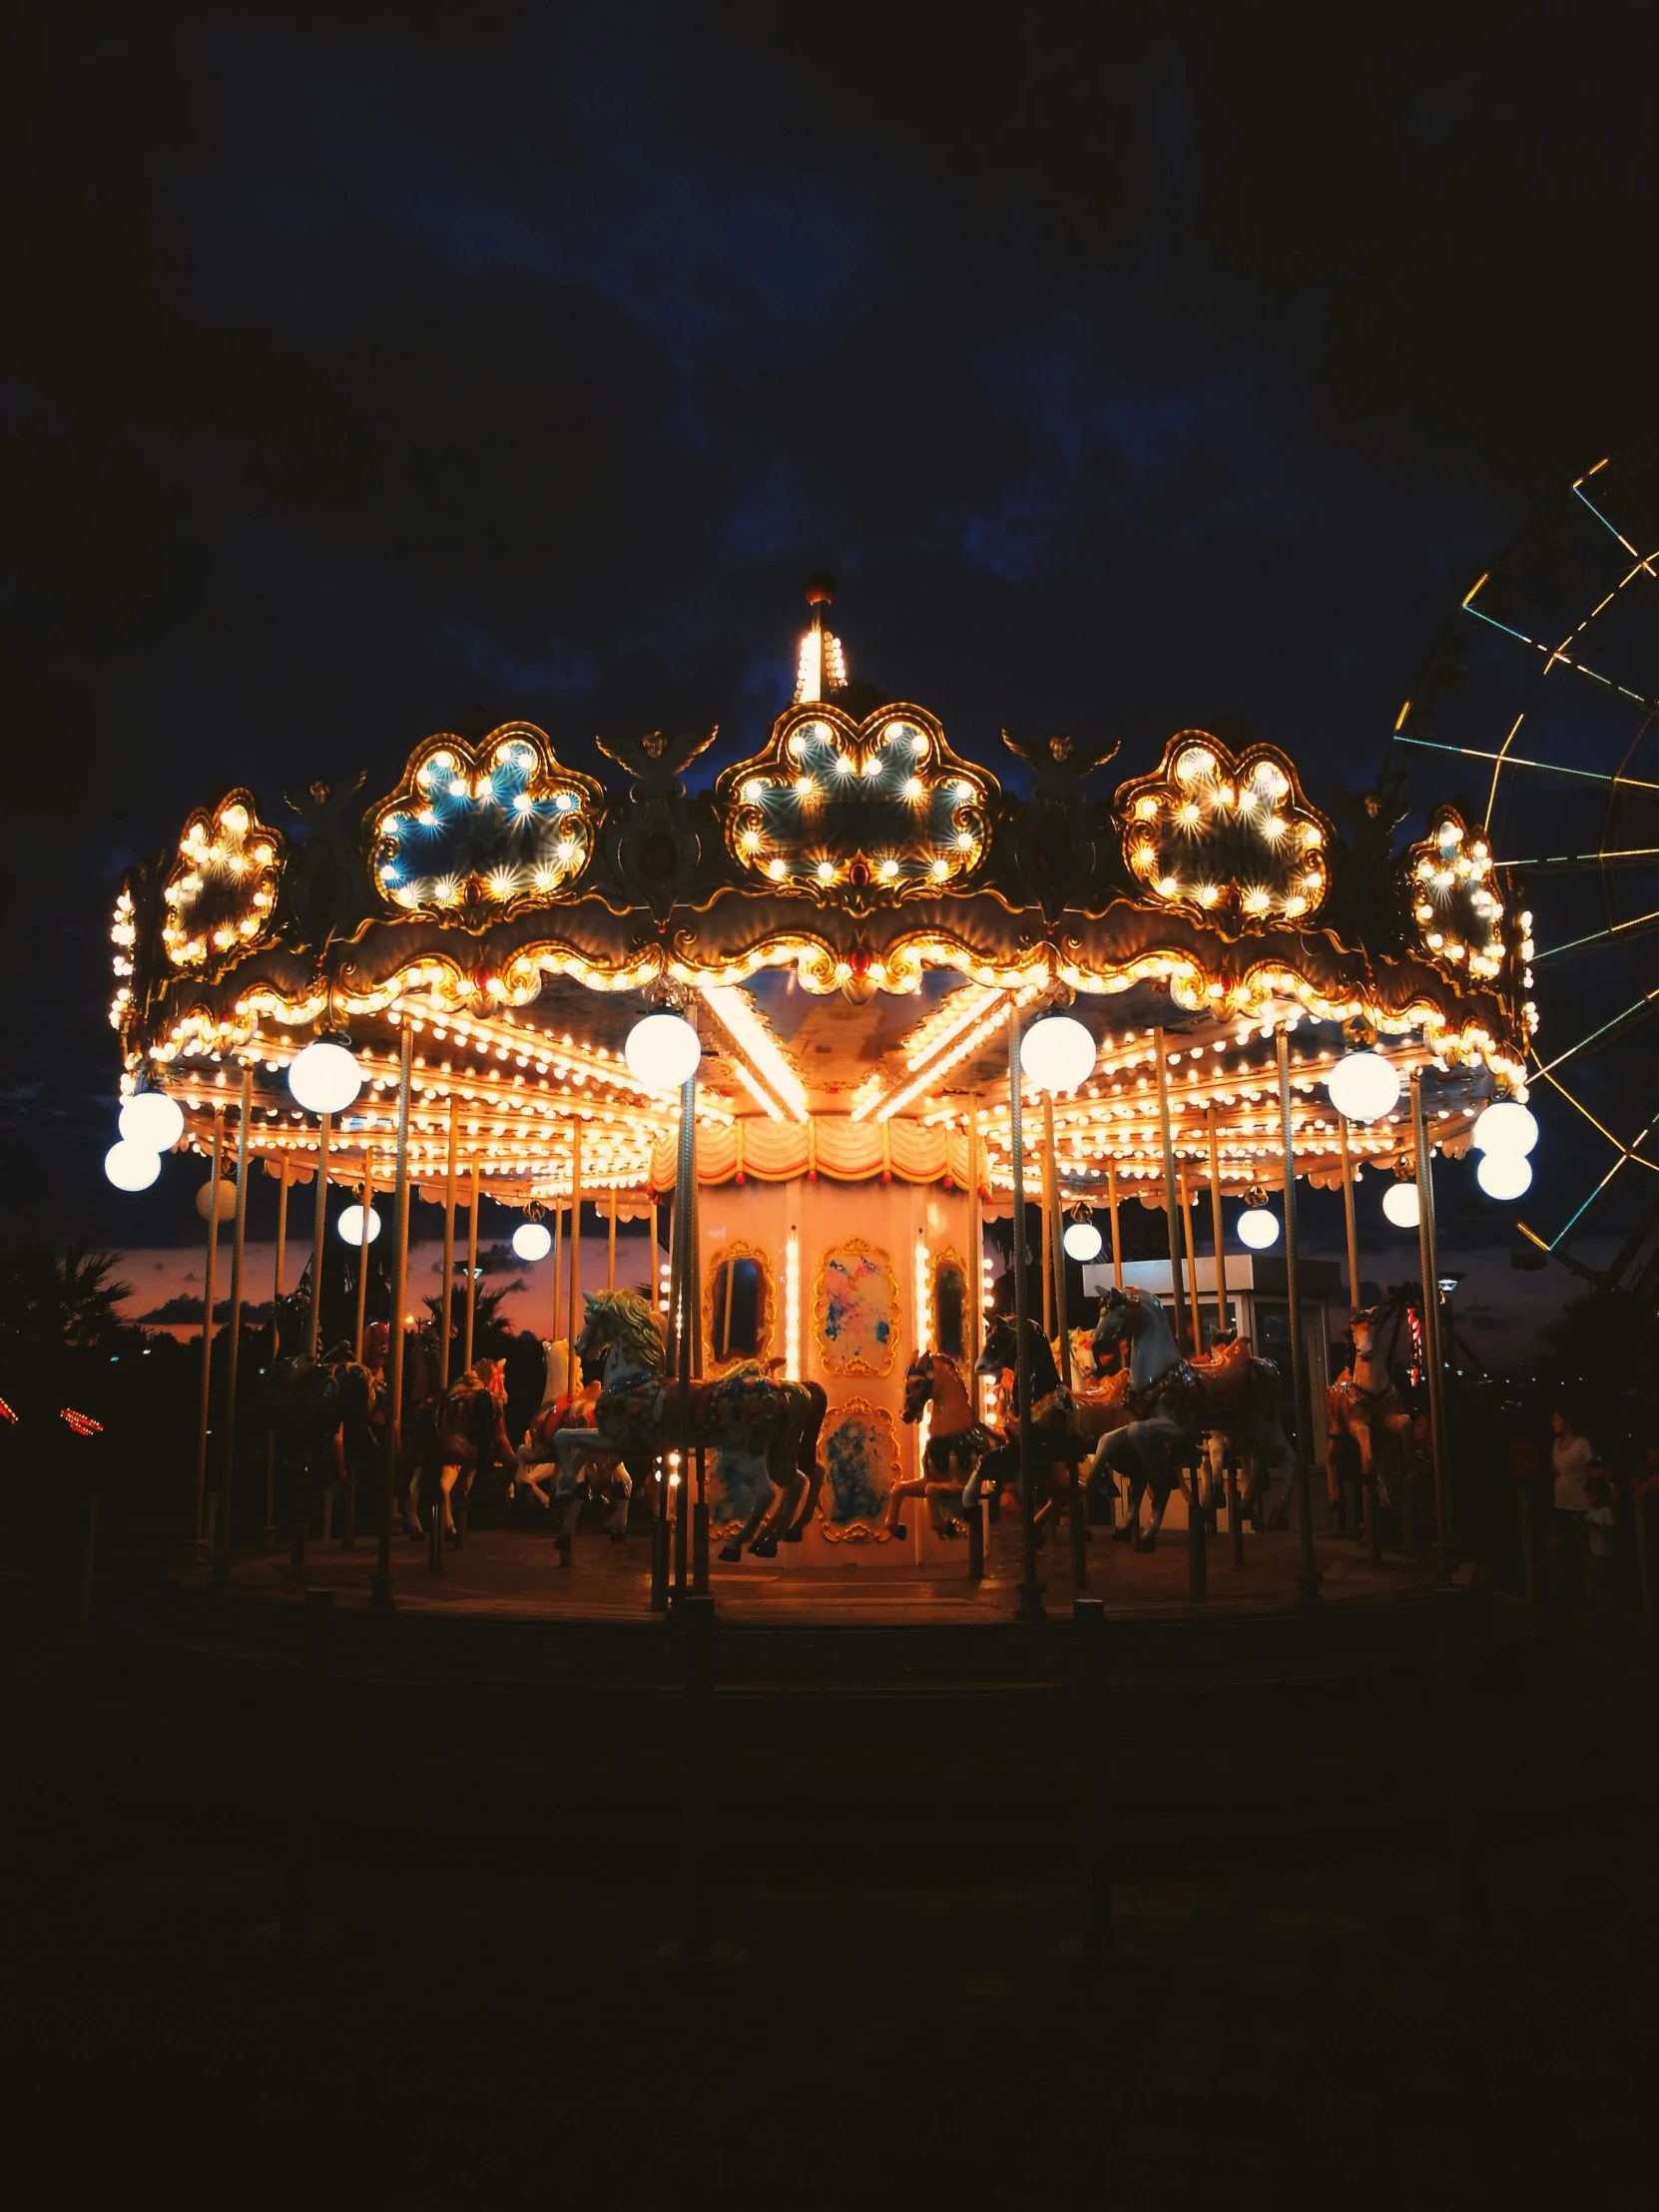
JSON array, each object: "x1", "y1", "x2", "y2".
[{"x1": 1389, "y1": 434, "x2": 1659, "y2": 1284}]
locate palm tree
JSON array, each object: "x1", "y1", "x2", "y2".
[
  {"x1": 422, "y1": 1280, "x2": 517, "y2": 1356},
  {"x1": 0, "y1": 1242, "x2": 132, "y2": 1353}
]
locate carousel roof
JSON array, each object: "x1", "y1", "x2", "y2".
[{"x1": 109, "y1": 587, "x2": 1532, "y2": 1213}]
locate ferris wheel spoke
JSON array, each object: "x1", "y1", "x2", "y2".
[
  {"x1": 1531, "y1": 986, "x2": 1659, "y2": 1076},
  {"x1": 1460, "y1": 597, "x2": 1659, "y2": 713},
  {"x1": 1531, "y1": 1062, "x2": 1659, "y2": 1170},
  {"x1": 1395, "y1": 735, "x2": 1659, "y2": 796},
  {"x1": 1570, "y1": 476, "x2": 1659, "y2": 573},
  {"x1": 1533, "y1": 903, "x2": 1659, "y2": 963},
  {"x1": 1495, "y1": 845, "x2": 1659, "y2": 871}
]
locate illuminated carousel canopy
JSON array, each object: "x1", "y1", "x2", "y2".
[{"x1": 109, "y1": 587, "x2": 1532, "y2": 1212}]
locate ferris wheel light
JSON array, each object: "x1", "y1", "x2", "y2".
[
  {"x1": 624, "y1": 1012, "x2": 702, "y2": 1093},
  {"x1": 1382, "y1": 1181, "x2": 1420, "y2": 1230},
  {"x1": 119, "y1": 1090, "x2": 185, "y2": 1152},
  {"x1": 1473, "y1": 1099, "x2": 1538, "y2": 1157},
  {"x1": 105, "y1": 1140, "x2": 161, "y2": 1192},
  {"x1": 1237, "y1": 1205, "x2": 1280, "y2": 1251},
  {"x1": 338, "y1": 1203, "x2": 382, "y2": 1247},
  {"x1": 288, "y1": 1037, "x2": 363, "y2": 1115},
  {"x1": 1476, "y1": 1149, "x2": 1533, "y2": 1201},
  {"x1": 1062, "y1": 1219, "x2": 1104, "y2": 1262},
  {"x1": 1328, "y1": 1049, "x2": 1400, "y2": 1124},
  {"x1": 512, "y1": 1221, "x2": 553, "y2": 1263},
  {"x1": 1020, "y1": 1015, "x2": 1096, "y2": 1094}
]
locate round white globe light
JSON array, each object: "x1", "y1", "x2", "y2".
[
  {"x1": 288, "y1": 1038, "x2": 364, "y2": 1116},
  {"x1": 1382, "y1": 1181, "x2": 1420, "y2": 1230},
  {"x1": 338, "y1": 1203, "x2": 382, "y2": 1247},
  {"x1": 195, "y1": 1179, "x2": 237, "y2": 1223},
  {"x1": 1020, "y1": 1015, "x2": 1096, "y2": 1095},
  {"x1": 1237, "y1": 1205, "x2": 1280, "y2": 1251},
  {"x1": 624, "y1": 1012, "x2": 702, "y2": 1093},
  {"x1": 1062, "y1": 1219, "x2": 1104, "y2": 1263},
  {"x1": 119, "y1": 1090, "x2": 185, "y2": 1152},
  {"x1": 1476, "y1": 1149, "x2": 1533, "y2": 1201},
  {"x1": 105, "y1": 1139, "x2": 161, "y2": 1192},
  {"x1": 512, "y1": 1221, "x2": 553, "y2": 1263},
  {"x1": 1473, "y1": 1099, "x2": 1538, "y2": 1157},
  {"x1": 1327, "y1": 1049, "x2": 1400, "y2": 1124}
]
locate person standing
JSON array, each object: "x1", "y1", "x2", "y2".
[{"x1": 1550, "y1": 1406, "x2": 1595, "y2": 1608}]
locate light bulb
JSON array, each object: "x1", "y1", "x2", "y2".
[
  {"x1": 1020, "y1": 1015, "x2": 1096, "y2": 1094},
  {"x1": 119, "y1": 1090, "x2": 185, "y2": 1151},
  {"x1": 512, "y1": 1221, "x2": 553, "y2": 1262},
  {"x1": 1382, "y1": 1181, "x2": 1420, "y2": 1230},
  {"x1": 1476, "y1": 1150, "x2": 1532, "y2": 1201},
  {"x1": 195, "y1": 1179, "x2": 237, "y2": 1223},
  {"x1": 1473, "y1": 1099, "x2": 1538, "y2": 1157},
  {"x1": 288, "y1": 1038, "x2": 363, "y2": 1115},
  {"x1": 1327, "y1": 1049, "x2": 1399, "y2": 1124},
  {"x1": 338, "y1": 1203, "x2": 383, "y2": 1247},
  {"x1": 624, "y1": 1012, "x2": 702, "y2": 1093},
  {"x1": 105, "y1": 1140, "x2": 161, "y2": 1192},
  {"x1": 1237, "y1": 1206, "x2": 1280, "y2": 1250},
  {"x1": 1062, "y1": 1220, "x2": 1103, "y2": 1262}
]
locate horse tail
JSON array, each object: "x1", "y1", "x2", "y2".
[{"x1": 798, "y1": 1381, "x2": 829, "y2": 1479}]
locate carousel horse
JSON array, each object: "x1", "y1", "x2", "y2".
[
  {"x1": 972, "y1": 1314, "x2": 1093, "y2": 1538},
  {"x1": 546, "y1": 1293, "x2": 825, "y2": 1567},
  {"x1": 891, "y1": 1351, "x2": 1003, "y2": 1537},
  {"x1": 265, "y1": 1321, "x2": 375, "y2": 1536},
  {"x1": 1327, "y1": 1307, "x2": 1412, "y2": 1508},
  {"x1": 515, "y1": 1376, "x2": 630, "y2": 1535},
  {"x1": 1084, "y1": 1291, "x2": 1289, "y2": 1549},
  {"x1": 409, "y1": 1367, "x2": 513, "y2": 1543}
]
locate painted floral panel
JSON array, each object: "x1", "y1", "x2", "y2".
[
  {"x1": 815, "y1": 1236, "x2": 898, "y2": 1378},
  {"x1": 818, "y1": 1399, "x2": 899, "y2": 1542}
]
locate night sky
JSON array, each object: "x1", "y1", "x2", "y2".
[{"x1": 5, "y1": 3, "x2": 1654, "y2": 1346}]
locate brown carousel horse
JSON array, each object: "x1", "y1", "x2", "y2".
[
  {"x1": 1327, "y1": 1307, "x2": 1412, "y2": 1507},
  {"x1": 891, "y1": 1351, "x2": 1002, "y2": 1537}
]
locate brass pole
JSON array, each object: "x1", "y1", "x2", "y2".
[
  {"x1": 1152, "y1": 1028, "x2": 1188, "y2": 1358},
  {"x1": 306, "y1": 1112, "x2": 331, "y2": 1359},
  {"x1": 463, "y1": 1158, "x2": 480, "y2": 1376},
  {"x1": 566, "y1": 1119, "x2": 584, "y2": 1382},
  {"x1": 1039, "y1": 1111, "x2": 1055, "y2": 1342},
  {"x1": 965, "y1": 1101, "x2": 984, "y2": 1375},
  {"x1": 1041, "y1": 1092, "x2": 1071, "y2": 1388},
  {"x1": 1180, "y1": 1165, "x2": 1200, "y2": 1352},
  {"x1": 1277, "y1": 1026, "x2": 1320, "y2": 1608},
  {"x1": 1411, "y1": 1069, "x2": 1453, "y2": 1577},
  {"x1": 551, "y1": 1193, "x2": 563, "y2": 1353},
  {"x1": 1009, "y1": 1005, "x2": 1044, "y2": 1623},
  {"x1": 1107, "y1": 1157, "x2": 1123, "y2": 1291},
  {"x1": 719, "y1": 1242, "x2": 736, "y2": 1362},
  {"x1": 1206, "y1": 1109, "x2": 1228, "y2": 1337},
  {"x1": 192, "y1": 1106, "x2": 225, "y2": 1558},
  {"x1": 608, "y1": 1180, "x2": 618, "y2": 1292},
  {"x1": 649, "y1": 1195, "x2": 659, "y2": 1320},
  {"x1": 1338, "y1": 1113, "x2": 1363, "y2": 1323},
  {"x1": 353, "y1": 1153, "x2": 374, "y2": 1364},
  {"x1": 264, "y1": 1149, "x2": 290, "y2": 1545},
  {"x1": 212, "y1": 1069, "x2": 253, "y2": 1583},
  {"x1": 440, "y1": 1099, "x2": 458, "y2": 1386},
  {"x1": 370, "y1": 1018, "x2": 412, "y2": 1611}
]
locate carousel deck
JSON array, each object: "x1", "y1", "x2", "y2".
[{"x1": 180, "y1": 1517, "x2": 1436, "y2": 1628}]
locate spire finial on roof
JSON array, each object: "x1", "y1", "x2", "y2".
[{"x1": 795, "y1": 573, "x2": 847, "y2": 704}]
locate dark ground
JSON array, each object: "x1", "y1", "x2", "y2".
[{"x1": 5, "y1": 1587, "x2": 1658, "y2": 2211}]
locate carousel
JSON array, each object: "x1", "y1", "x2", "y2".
[{"x1": 105, "y1": 585, "x2": 1538, "y2": 1622}]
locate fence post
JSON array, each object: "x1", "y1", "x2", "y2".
[
  {"x1": 80, "y1": 1492, "x2": 100, "y2": 1630},
  {"x1": 279, "y1": 1589, "x2": 333, "y2": 1949},
  {"x1": 1433, "y1": 1587, "x2": 1488, "y2": 1936},
  {"x1": 1186, "y1": 1462, "x2": 1207, "y2": 1602},
  {"x1": 1227, "y1": 1455, "x2": 1245, "y2": 1568},
  {"x1": 1517, "y1": 1486, "x2": 1536, "y2": 1610},
  {"x1": 650, "y1": 1459, "x2": 669, "y2": 1614},
  {"x1": 655, "y1": 1594, "x2": 738, "y2": 1972},
  {"x1": 1634, "y1": 1492, "x2": 1652, "y2": 1637}
]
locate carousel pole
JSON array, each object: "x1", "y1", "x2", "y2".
[
  {"x1": 608, "y1": 1181, "x2": 618, "y2": 1292},
  {"x1": 566, "y1": 1118, "x2": 584, "y2": 1383},
  {"x1": 212, "y1": 1067, "x2": 254, "y2": 1585},
  {"x1": 689, "y1": 1119, "x2": 709, "y2": 1596},
  {"x1": 463, "y1": 1158, "x2": 480, "y2": 1377},
  {"x1": 263, "y1": 1148, "x2": 290, "y2": 1546},
  {"x1": 1206, "y1": 1109, "x2": 1228, "y2": 1339},
  {"x1": 370, "y1": 1019, "x2": 413, "y2": 1613},
  {"x1": 1277, "y1": 1026, "x2": 1321, "y2": 1609},
  {"x1": 1208, "y1": 1110, "x2": 1244, "y2": 1566},
  {"x1": 1107, "y1": 1157, "x2": 1124, "y2": 1292},
  {"x1": 1411, "y1": 1070, "x2": 1454, "y2": 1579},
  {"x1": 192, "y1": 1106, "x2": 226, "y2": 1560},
  {"x1": 671, "y1": 1078, "x2": 696, "y2": 1604},
  {"x1": 440, "y1": 1100, "x2": 458, "y2": 1386},
  {"x1": 965, "y1": 1101, "x2": 987, "y2": 1583},
  {"x1": 551, "y1": 1195, "x2": 563, "y2": 1355},
  {"x1": 1042, "y1": 1091, "x2": 1085, "y2": 1594},
  {"x1": 1152, "y1": 1029, "x2": 1189, "y2": 1358},
  {"x1": 1039, "y1": 1121, "x2": 1056, "y2": 1342},
  {"x1": 1008, "y1": 1004, "x2": 1045, "y2": 1626},
  {"x1": 305, "y1": 1113, "x2": 331, "y2": 1360},
  {"x1": 1179, "y1": 1167, "x2": 1200, "y2": 1352},
  {"x1": 352, "y1": 1152, "x2": 374, "y2": 1364},
  {"x1": 1338, "y1": 1114, "x2": 1363, "y2": 1324}
]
